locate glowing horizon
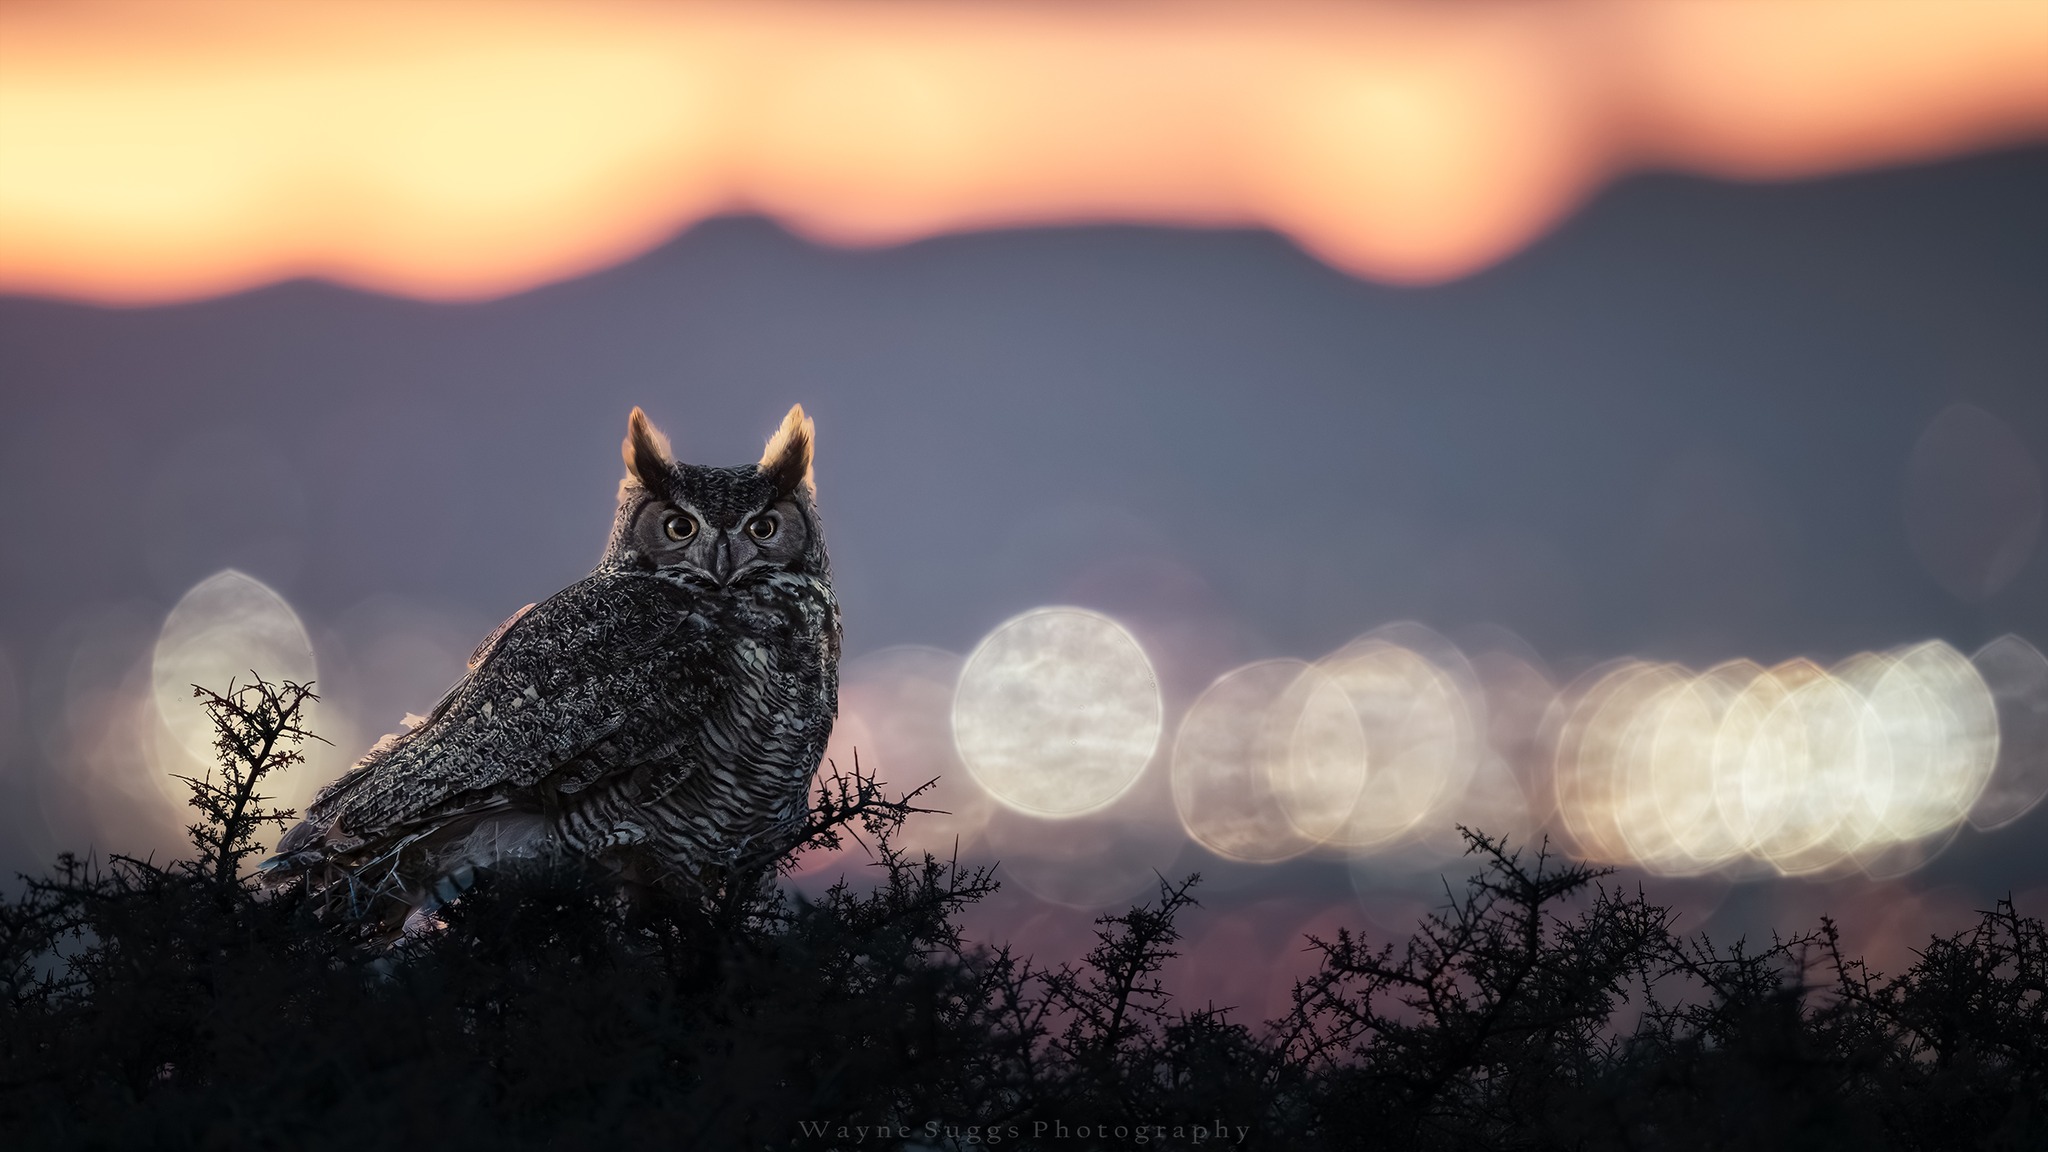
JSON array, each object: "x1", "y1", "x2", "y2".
[{"x1": 3, "y1": 0, "x2": 2046, "y2": 306}]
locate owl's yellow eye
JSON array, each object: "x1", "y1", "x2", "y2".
[
  {"x1": 746, "y1": 514, "x2": 779, "y2": 541},
  {"x1": 663, "y1": 513, "x2": 696, "y2": 542}
]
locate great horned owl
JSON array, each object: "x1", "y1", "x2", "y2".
[{"x1": 265, "y1": 405, "x2": 840, "y2": 925}]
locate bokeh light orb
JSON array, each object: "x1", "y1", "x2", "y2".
[
  {"x1": 1171, "y1": 659, "x2": 1323, "y2": 864},
  {"x1": 1612, "y1": 665, "x2": 1705, "y2": 873},
  {"x1": 952, "y1": 607, "x2": 1162, "y2": 818},
  {"x1": 1645, "y1": 660, "x2": 1760, "y2": 873},
  {"x1": 1540, "y1": 638, "x2": 2009, "y2": 880},
  {"x1": 1551, "y1": 660, "x2": 1671, "y2": 866},
  {"x1": 1968, "y1": 634, "x2": 2048, "y2": 832},
  {"x1": 1311, "y1": 638, "x2": 1473, "y2": 852},
  {"x1": 1752, "y1": 667, "x2": 1867, "y2": 876},
  {"x1": 1903, "y1": 403, "x2": 2043, "y2": 601},
  {"x1": 1274, "y1": 663, "x2": 1369, "y2": 847},
  {"x1": 1860, "y1": 640, "x2": 1997, "y2": 847},
  {"x1": 150, "y1": 570, "x2": 317, "y2": 762}
]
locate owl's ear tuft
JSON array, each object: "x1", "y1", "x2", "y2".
[
  {"x1": 622, "y1": 407, "x2": 675, "y2": 491},
  {"x1": 759, "y1": 404, "x2": 815, "y2": 496}
]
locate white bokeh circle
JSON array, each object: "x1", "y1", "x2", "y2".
[
  {"x1": 151, "y1": 569, "x2": 317, "y2": 764},
  {"x1": 952, "y1": 606, "x2": 1162, "y2": 818}
]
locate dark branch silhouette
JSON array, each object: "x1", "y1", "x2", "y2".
[{"x1": 176, "y1": 674, "x2": 326, "y2": 892}]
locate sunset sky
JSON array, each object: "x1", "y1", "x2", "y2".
[{"x1": 2, "y1": 1, "x2": 2046, "y2": 1000}]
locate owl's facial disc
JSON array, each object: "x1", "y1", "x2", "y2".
[{"x1": 632, "y1": 496, "x2": 808, "y2": 586}]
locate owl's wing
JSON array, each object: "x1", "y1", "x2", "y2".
[
  {"x1": 285, "y1": 570, "x2": 718, "y2": 853},
  {"x1": 467, "y1": 602, "x2": 536, "y2": 670}
]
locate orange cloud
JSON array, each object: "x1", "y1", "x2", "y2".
[{"x1": 2, "y1": 0, "x2": 2045, "y2": 304}]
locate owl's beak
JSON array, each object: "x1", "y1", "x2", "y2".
[{"x1": 709, "y1": 531, "x2": 735, "y2": 586}]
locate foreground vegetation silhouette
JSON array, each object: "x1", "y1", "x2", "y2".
[{"x1": 2, "y1": 676, "x2": 2042, "y2": 1149}]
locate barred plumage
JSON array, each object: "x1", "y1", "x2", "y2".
[{"x1": 265, "y1": 405, "x2": 840, "y2": 927}]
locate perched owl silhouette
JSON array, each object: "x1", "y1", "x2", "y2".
[{"x1": 265, "y1": 405, "x2": 840, "y2": 925}]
